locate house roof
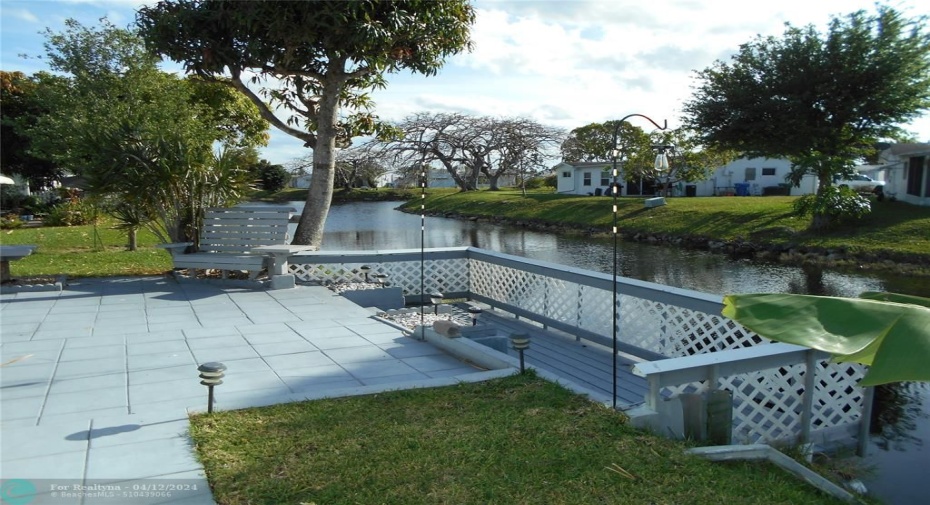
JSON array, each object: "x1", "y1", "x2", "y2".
[
  {"x1": 555, "y1": 161, "x2": 613, "y2": 169},
  {"x1": 886, "y1": 143, "x2": 930, "y2": 157}
]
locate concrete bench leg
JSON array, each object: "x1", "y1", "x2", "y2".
[{"x1": 268, "y1": 252, "x2": 295, "y2": 290}]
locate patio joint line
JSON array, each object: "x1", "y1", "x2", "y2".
[{"x1": 33, "y1": 339, "x2": 68, "y2": 426}]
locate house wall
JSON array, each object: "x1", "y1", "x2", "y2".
[
  {"x1": 290, "y1": 176, "x2": 312, "y2": 189},
  {"x1": 691, "y1": 157, "x2": 816, "y2": 196},
  {"x1": 877, "y1": 146, "x2": 930, "y2": 206}
]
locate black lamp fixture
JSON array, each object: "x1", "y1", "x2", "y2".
[
  {"x1": 430, "y1": 291, "x2": 443, "y2": 314},
  {"x1": 609, "y1": 114, "x2": 668, "y2": 410},
  {"x1": 467, "y1": 306, "x2": 483, "y2": 326},
  {"x1": 510, "y1": 334, "x2": 530, "y2": 374},
  {"x1": 197, "y1": 362, "x2": 226, "y2": 414},
  {"x1": 360, "y1": 265, "x2": 371, "y2": 282}
]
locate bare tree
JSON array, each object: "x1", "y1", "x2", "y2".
[
  {"x1": 290, "y1": 145, "x2": 390, "y2": 189},
  {"x1": 380, "y1": 112, "x2": 563, "y2": 191}
]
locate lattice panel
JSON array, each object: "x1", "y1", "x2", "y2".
[
  {"x1": 659, "y1": 361, "x2": 865, "y2": 445},
  {"x1": 471, "y1": 262, "x2": 543, "y2": 311},
  {"x1": 290, "y1": 258, "x2": 468, "y2": 296},
  {"x1": 578, "y1": 285, "x2": 613, "y2": 336},
  {"x1": 538, "y1": 277, "x2": 582, "y2": 325},
  {"x1": 616, "y1": 295, "x2": 663, "y2": 353},
  {"x1": 812, "y1": 361, "x2": 866, "y2": 430},
  {"x1": 659, "y1": 309, "x2": 768, "y2": 358}
]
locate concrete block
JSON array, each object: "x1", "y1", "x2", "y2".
[{"x1": 644, "y1": 197, "x2": 667, "y2": 208}]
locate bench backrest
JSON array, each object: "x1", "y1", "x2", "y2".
[{"x1": 199, "y1": 206, "x2": 294, "y2": 254}]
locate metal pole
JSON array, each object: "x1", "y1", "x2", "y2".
[
  {"x1": 207, "y1": 385, "x2": 215, "y2": 414},
  {"x1": 420, "y1": 164, "x2": 426, "y2": 336},
  {"x1": 610, "y1": 114, "x2": 668, "y2": 410}
]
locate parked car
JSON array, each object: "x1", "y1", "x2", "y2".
[{"x1": 834, "y1": 174, "x2": 885, "y2": 193}]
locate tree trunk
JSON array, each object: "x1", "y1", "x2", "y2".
[
  {"x1": 809, "y1": 172, "x2": 834, "y2": 231},
  {"x1": 292, "y1": 78, "x2": 340, "y2": 247},
  {"x1": 488, "y1": 172, "x2": 500, "y2": 191},
  {"x1": 127, "y1": 228, "x2": 137, "y2": 251}
]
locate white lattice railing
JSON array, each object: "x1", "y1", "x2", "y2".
[{"x1": 288, "y1": 247, "x2": 867, "y2": 447}]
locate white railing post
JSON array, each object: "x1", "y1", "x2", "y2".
[
  {"x1": 857, "y1": 386, "x2": 875, "y2": 457},
  {"x1": 647, "y1": 375, "x2": 661, "y2": 411},
  {"x1": 799, "y1": 349, "x2": 817, "y2": 446}
]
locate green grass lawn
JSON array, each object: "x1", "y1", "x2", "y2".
[
  {"x1": 189, "y1": 374, "x2": 856, "y2": 505},
  {"x1": 1, "y1": 218, "x2": 171, "y2": 278}
]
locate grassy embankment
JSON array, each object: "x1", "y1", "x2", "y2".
[
  {"x1": 398, "y1": 189, "x2": 930, "y2": 266},
  {"x1": 190, "y1": 373, "x2": 862, "y2": 505}
]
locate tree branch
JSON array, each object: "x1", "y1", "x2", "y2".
[{"x1": 228, "y1": 68, "x2": 316, "y2": 145}]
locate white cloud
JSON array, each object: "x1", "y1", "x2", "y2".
[{"x1": 5, "y1": 7, "x2": 39, "y2": 23}]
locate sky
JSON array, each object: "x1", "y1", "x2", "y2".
[{"x1": 2, "y1": 0, "x2": 928, "y2": 166}]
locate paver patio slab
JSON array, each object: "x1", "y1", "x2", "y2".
[
  {"x1": 85, "y1": 436, "x2": 201, "y2": 482},
  {"x1": 2, "y1": 276, "x2": 495, "y2": 505},
  {"x1": 0, "y1": 419, "x2": 91, "y2": 460}
]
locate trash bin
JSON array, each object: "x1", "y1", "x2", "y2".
[
  {"x1": 734, "y1": 183, "x2": 750, "y2": 196},
  {"x1": 685, "y1": 185, "x2": 697, "y2": 197}
]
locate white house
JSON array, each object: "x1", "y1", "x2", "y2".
[
  {"x1": 290, "y1": 174, "x2": 312, "y2": 189},
  {"x1": 554, "y1": 157, "x2": 817, "y2": 197},
  {"x1": 694, "y1": 157, "x2": 817, "y2": 197},
  {"x1": 871, "y1": 143, "x2": 930, "y2": 206}
]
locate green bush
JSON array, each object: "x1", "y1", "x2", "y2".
[
  {"x1": 1, "y1": 213, "x2": 25, "y2": 229},
  {"x1": 792, "y1": 186, "x2": 871, "y2": 225},
  {"x1": 526, "y1": 175, "x2": 555, "y2": 189},
  {"x1": 44, "y1": 197, "x2": 98, "y2": 227}
]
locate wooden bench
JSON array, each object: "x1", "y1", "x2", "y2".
[{"x1": 157, "y1": 206, "x2": 315, "y2": 289}]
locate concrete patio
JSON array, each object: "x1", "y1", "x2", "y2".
[{"x1": 0, "y1": 277, "x2": 503, "y2": 504}]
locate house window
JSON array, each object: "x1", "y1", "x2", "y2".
[
  {"x1": 908, "y1": 156, "x2": 926, "y2": 197},
  {"x1": 562, "y1": 171, "x2": 571, "y2": 178},
  {"x1": 762, "y1": 167, "x2": 776, "y2": 176},
  {"x1": 745, "y1": 167, "x2": 756, "y2": 181},
  {"x1": 583, "y1": 172, "x2": 592, "y2": 186},
  {"x1": 600, "y1": 171, "x2": 611, "y2": 186}
]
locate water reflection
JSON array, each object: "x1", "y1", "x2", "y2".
[
  {"x1": 298, "y1": 201, "x2": 908, "y2": 298},
  {"x1": 871, "y1": 382, "x2": 929, "y2": 452}
]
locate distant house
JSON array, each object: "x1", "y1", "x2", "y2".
[
  {"x1": 290, "y1": 174, "x2": 312, "y2": 189},
  {"x1": 694, "y1": 157, "x2": 817, "y2": 197},
  {"x1": 553, "y1": 157, "x2": 817, "y2": 197},
  {"x1": 554, "y1": 161, "x2": 662, "y2": 196},
  {"x1": 870, "y1": 143, "x2": 930, "y2": 206}
]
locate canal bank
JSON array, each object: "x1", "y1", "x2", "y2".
[{"x1": 384, "y1": 189, "x2": 930, "y2": 276}]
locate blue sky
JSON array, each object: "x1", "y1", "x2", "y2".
[{"x1": 3, "y1": 0, "x2": 928, "y2": 165}]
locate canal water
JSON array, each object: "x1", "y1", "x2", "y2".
[{"x1": 295, "y1": 200, "x2": 927, "y2": 504}]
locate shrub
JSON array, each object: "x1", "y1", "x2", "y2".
[
  {"x1": 43, "y1": 196, "x2": 98, "y2": 227},
  {"x1": 0, "y1": 213, "x2": 24, "y2": 229},
  {"x1": 792, "y1": 186, "x2": 871, "y2": 226}
]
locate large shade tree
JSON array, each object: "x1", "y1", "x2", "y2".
[
  {"x1": 683, "y1": 6, "x2": 930, "y2": 228},
  {"x1": 137, "y1": 0, "x2": 476, "y2": 246},
  {"x1": 0, "y1": 71, "x2": 59, "y2": 190},
  {"x1": 25, "y1": 18, "x2": 268, "y2": 249}
]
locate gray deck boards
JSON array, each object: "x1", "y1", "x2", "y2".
[{"x1": 480, "y1": 312, "x2": 649, "y2": 407}]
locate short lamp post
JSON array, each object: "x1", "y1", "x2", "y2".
[
  {"x1": 197, "y1": 362, "x2": 226, "y2": 414},
  {"x1": 373, "y1": 273, "x2": 389, "y2": 287},
  {"x1": 468, "y1": 306, "x2": 483, "y2": 326},
  {"x1": 609, "y1": 114, "x2": 667, "y2": 410},
  {"x1": 430, "y1": 291, "x2": 443, "y2": 314},
  {"x1": 360, "y1": 265, "x2": 371, "y2": 282},
  {"x1": 510, "y1": 334, "x2": 530, "y2": 373}
]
